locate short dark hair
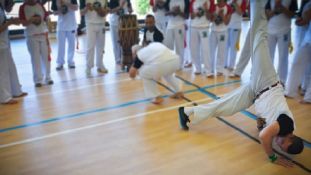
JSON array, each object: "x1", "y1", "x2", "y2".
[
  {"x1": 287, "y1": 136, "x2": 304, "y2": 154},
  {"x1": 146, "y1": 14, "x2": 155, "y2": 19}
]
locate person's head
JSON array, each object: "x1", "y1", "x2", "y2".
[
  {"x1": 145, "y1": 14, "x2": 155, "y2": 31},
  {"x1": 276, "y1": 134, "x2": 304, "y2": 154},
  {"x1": 131, "y1": 44, "x2": 143, "y2": 59}
]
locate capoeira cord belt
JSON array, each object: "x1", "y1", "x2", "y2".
[{"x1": 255, "y1": 81, "x2": 280, "y2": 100}]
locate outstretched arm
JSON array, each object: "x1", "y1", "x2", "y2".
[{"x1": 259, "y1": 121, "x2": 293, "y2": 167}]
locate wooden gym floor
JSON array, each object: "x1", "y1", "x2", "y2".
[{"x1": 0, "y1": 24, "x2": 311, "y2": 175}]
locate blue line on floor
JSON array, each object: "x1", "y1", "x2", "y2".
[{"x1": 0, "y1": 80, "x2": 240, "y2": 133}]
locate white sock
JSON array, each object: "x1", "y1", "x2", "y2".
[{"x1": 184, "y1": 107, "x2": 193, "y2": 116}]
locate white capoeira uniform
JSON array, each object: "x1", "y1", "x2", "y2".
[
  {"x1": 266, "y1": 0, "x2": 297, "y2": 84},
  {"x1": 209, "y1": 3, "x2": 231, "y2": 75},
  {"x1": 0, "y1": 6, "x2": 24, "y2": 103},
  {"x1": 85, "y1": 0, "x2": 107, "y2": 73},
  {"x1": 225, "y1": 0, "x2": 246, "y2": 70},
  {"x1": 188, "y1": 0, "x2": 295, "y2": 126},
  {"x1": 136, "y1": 43, "x2": 181, "y2": 98},
  {"x1": 285, "y1": 1, "x2": 311, "y2": 102},
  {"x1": 164, "y1": 0, "x2": 186, "y2": 69},
  {"x1": 190, "y1": 0, "x2": 212, "y2": 74},
  {"x1": 232, "y1": 26, "x2": 251, "y2": 76},
  {"x1": 294, "y1": 1, "x2": 311, "y2": 94},
  {"x1": 55, "y1": 0, "x2": 77, "y2": 68},
  {"x1": 109, "y1": 0, "x2": 130, "y2": 64},
  {"x1": 19, "y1": 2, "x2": 52, "y2": 84},
  {"x1": 150, "y1": 0, "x2": 168, "y2": 34}
]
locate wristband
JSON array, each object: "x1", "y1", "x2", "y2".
[{"x1": 268, "y1": 153, "x2": 278, "y2": 163}]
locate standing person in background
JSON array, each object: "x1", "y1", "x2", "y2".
[
  {"x1": 52, "y1": 0, "x2": 78, "y2": 71},
  {"x1": 150, "y1": 0, "x2": 168, "y2": 34},
  {"x1": 0, "y1": 0, "x2": 28, "y2": 104},
  {"x1": 294, "y1": 0, "x2": 311, "y2": 96},
  {"x1": 229, "y1": 0, "x2": 250, "y2": 78},
  {"x1": 19, "y1": 0, "x2": 54, "y2": 87},
  {"x1": 189, "y1": 0, "x2": 214, "y2": 75},
  {"x1": 81, "y1": 0, "x2": 109, "y2": 77},
  {"x1": 265, "y1": 0, "x2": 297, "y2": 85},
  {"x1": 224, "y1": 0, "x2": 247, "y2": 72},
  {"x1": 109, "y1": 0, "x2": 132, "y2": 65},
  {"x1": 165, "y1": 0, "x2": 189, "y2": 69},
  {"x1": 208, "y1": 0, "x2": 232, "y2": 77},
  {"x1": 285, "y1": 0, "x2": 311, "y2": 104},
  {"x1": 142, "y1": 14, "x2": 164, "y2": 45}
]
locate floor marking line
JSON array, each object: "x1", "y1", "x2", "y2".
[{"x1": 0, "y1": 98, "x2": 212, "y2": 149}]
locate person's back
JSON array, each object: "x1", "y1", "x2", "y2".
[{"x1": 137, "y1": 42, "x2": 178, "y2": 65}]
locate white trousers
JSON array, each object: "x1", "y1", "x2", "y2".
[
  {"x1": 191, "y1": 0, "x2": 279, "y2": 123},
  {"x1": 268, "y1": 31, "x2": 291, "y2": 83},
  {"x1": 0, "y1": 48, "x2": 23, "y2": 103},
  {"x1": 209, "y1": 30, "x2": 227, "y2": 74},
  {"x1": 110, "y1": 24, "x2": 122, "y2": 64},
  {"x1": 155, "y1": 17, "x2": 167, "y2": 35},
  {"x1": 285, "y1": 44, "x2": 311, "y2": 100},
  {"x1": 225, "y1": 28, "x2": 241, "y2": 69},
  {"x1": 86, "y1": 24, "x2": 106, "y2": 70},
  {"x1": 303, "y1": 74, "x2": 311, "y2": 102},
  {"x1": 56, "y1": 30, "x2": 76, "y2": 66},
  {"x1": 139, "y1": 58, "x2": 181, "y2": 98},
  {"x1": 26, "y1": 35, "x2": 51, "y2": 84},
  {"x1": 164, "y1": 26, "x2": 185, "y2": 69},
  {"x1": 233, "y1": 28, "x2": 251, "y2": 76},
  {"x1": 190, "y1": 27, "x2": 211, "y2": 73}
]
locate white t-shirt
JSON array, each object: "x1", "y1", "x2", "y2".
[
  {"x1": 153, "y1": 0, "x2": 168, "y2": 23},
  {"x1": 228, "y1": 0, "x2": 245, "y2": 29},
  {"x1": 211, "y1": 4, "x2": 231, "y2": 32},
  {"x1": 167, "y1": 0, "x2": 185, "y2": 29},
  {"x1": 254, "y1": 84, "x2": 294, "y2": 127},
  {"x1": 267, "y1": 0, "x2": 293, "y2": 35},
  {"x1": 85, "y1": 0, "x2": 107, "y2": 25},
  {"x1": 137, "y1": 42, "x2": 179, "y2": 65},
  {"x1": 145, "y1": 30, "x2": 154, "y2": 42},
  {"x1": 191, "y1": 0, "x2": 211, "y2": 28},
  {"x1": 19, "y1": 2, "x2": 48, "y2": 36},
  {"x1": 57, "y1": 0, "x2": 77, "y2": 31},
  {"x1": 0, "y1": 7, "x2": 9, "y2": 49}
]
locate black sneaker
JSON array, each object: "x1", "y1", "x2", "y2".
[
  {"x1": 47, "y1": 80, "x2": 54, "y2": 85},
  {"x1": 68, "y1": 65, "x2": 76, "y2": 69},
  {"x1": 178, "y1": 107, "x2": 190, "y2": 131},
  {"x1": 56, "y1": 66, "x2": 63, "y2": 71},
  {"x1": 35, "y1": 83, "x2": 42, "y2": 87}
]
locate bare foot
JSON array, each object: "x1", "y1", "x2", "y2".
[
  {"x1": 184, "y1": 63, "x2": 192, "y2": 68},
  {"x1": 229, "y1": 73, "x2": 240, "y2": 78},
  {"x1": 13, "y1": 92, "x2": 28, "y2": 98},
  {"x1": 299, "y1": 99, "x2": 311, "y2": 104},
  {"x1": 170, "y1": 92, "x2": 184, "y2": 99},
  {"x1": 2, "y1": 99, "x2": 18, "y2": 105},
  {"x1": 151, "y1": 96, "x2": 164, "y2": 105}
]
